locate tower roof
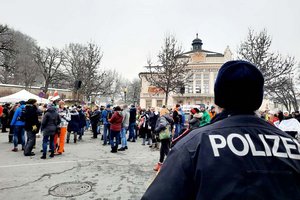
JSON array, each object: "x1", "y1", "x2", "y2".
[{"x1": 192, "y1": 33, "x2": 203, "y2": 50}]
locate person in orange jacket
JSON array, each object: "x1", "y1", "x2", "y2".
[
  {"x1": 209, "y1": 106, "x2": 216, "y2": 119},
  {"x1": 56, "y1": 100, "x2": 69, "y2": 155}
]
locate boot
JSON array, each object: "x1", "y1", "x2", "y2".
[
  {"x1": 74, "y1": 132, "x2": 77, "y2": 143},
  {"x1": 118, "y1": 147, "x2": 125, "y2": 151},
  {"x1": 66, "y1": 132, "x2": 70, "y2": 143},
  {"x1": 41, "y1": 154, "x2": 46, "y2": 159},
  {"x1": 111, "y1": 146, "x2": 117, "y2": 153},
  {"x1": 49, "y1": 151, "x2": 54, "y2": 158},
  {"x1": 153, "y1": 162, "x2": 162, "y2": 171}
]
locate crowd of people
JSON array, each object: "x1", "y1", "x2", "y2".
[
  {"x1": 1, "y1": 97, "x2": 300, "y2": 166},
  {"x1": 1, "y1": 60, "x2": 300, "y2": 199}
]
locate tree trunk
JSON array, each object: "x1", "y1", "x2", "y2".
[
  {"x1": 165, "y1": 91, "x2": 169, "y2": 106},
  {"x1": 44, "y1": 79, "x2": 50, "y2": 94}
]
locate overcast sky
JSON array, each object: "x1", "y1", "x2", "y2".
[{"x1": 1, "y1": 0, "x2": 299, "y2": 80}]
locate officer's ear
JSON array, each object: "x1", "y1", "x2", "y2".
[{"x1": 216, "y1": 106, "x2": 223, "y2": 113}]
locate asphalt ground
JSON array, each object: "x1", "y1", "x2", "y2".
[{"x1": 0, "y1": 129, "x2": 158, "y2": 200}]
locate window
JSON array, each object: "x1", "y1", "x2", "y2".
[
  {"x1": 195, "y1": 86, "x2": 201, "y2": 93},
  {"x1": 203, "y1": 80, "x2": 209, "y2": 94},
  {"x1": 203, "y1": 73, "x2": 210, "y2": 94},
  {"x1": 157, "y1": 100, "x2": 163, "y2": 107},
  {"x1": 146, "y1": 100, "x2": 152, "y2": 108},
  {"x1": 195, "y1": 73, "x2": 202, "y2": 79},
  {"x1": 203, "y1": 73, "x2": 209, "y2": 79}
]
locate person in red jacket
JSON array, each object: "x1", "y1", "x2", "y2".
[{"x1": 108, "y1": 106, "x2": 123, "y2": 153}]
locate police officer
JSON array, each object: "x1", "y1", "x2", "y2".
[{"x1": 142, "y1": 60, "x2": 300, "y2": 199}]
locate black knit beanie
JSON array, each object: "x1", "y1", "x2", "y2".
[
  {"x1": 27, "y1": 99, "x2": 37, "y2": 105},
  {"x1": 214, "y1": 60, "x2": 264, "y2": 112}
]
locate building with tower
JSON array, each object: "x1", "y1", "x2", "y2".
[{"x1": 139, "y1": 34, "x2": 233, "y2": 109}]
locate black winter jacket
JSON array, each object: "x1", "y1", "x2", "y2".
[
  {"x1": 142, "y1": 115, "x2": 300, "y2": 200},
  {"x1": 129, "y1": 107, "x2": 136, "y2": 123},
  {"x1": 41, "y1": 107, "x2": 61, "y2": 136},
  {"x1": 24, "y1": 105, "x2": 40, "y2": 132}
]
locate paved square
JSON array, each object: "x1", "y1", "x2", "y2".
[{"x1": 0, "y1": 131, "x2": 158, "y2": 200}]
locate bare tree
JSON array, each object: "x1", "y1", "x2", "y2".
[
  {"x1": 34, "y1": 47, "x2": 65, "y2": 93},
  {"x1": 270, "y1": 77, "x2": 298, "y2": 112},
  {"x1": 64, "y1": 42, "x2": 106, "y2": 99},
  {"x1": 127, "y1": 78, "x2": 141, "y2": 105},
  {"x1": 12, "y1": 31, "x2": 40, "y2": 88},
  {"x1": 145, "y1": 35, "x2": 190, "y2": 105},
  {"x1": 0, "y1": 24, "x2": 15, "y2": 83},
  {"x1": 238, "y1": 29, "x2": 297, "y2": 111},
  {"x1": 80, "y1": 42, "x2": 104, "y2": 98},
  {"x1": 0, "y1": 24, "x2": 14, "y2": 64},
  {"x1": 98, "y1": 69, "x2": 122, "y2": 96}
]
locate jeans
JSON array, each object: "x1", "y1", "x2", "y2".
[
  {"x1": 173, "y1": 123, "x2": 182, "y2": 139},
  {"x1": 24, "y1": 130, "x2": 36, "y2": 155},
  {"x1": 128, "y1": 122, "x2": 136, "y2": 141},
  {"x1": 13, "y1": 126, "x2": 25, "y2": 148},
  {"x1": 86, "y1": 120, "x2": 90, "y2": 130},
  {"x1": 120, "y1": 127, "x2": 128, "y2": 148},
  {"x1": 103, "y1": 124, "x2": 111, "y2": 144},
  {"x1": 110, "y1": 130, "x2": 120, "y2": 149},
  {"x1": 42, "y1": 135, "x2": 54, "y2": 155}
]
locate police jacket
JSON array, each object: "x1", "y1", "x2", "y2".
[{"x1": 142, "y1": 114, "x2": 300, "y2": 200}]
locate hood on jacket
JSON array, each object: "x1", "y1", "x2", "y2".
[
  {"x1": 47, "y1": 106, "x2": 57, "y2": 113},
  {"x1": 116, "y1": 111, "x2": 123, "y2": 116},
  {"x1": 162, "y1": 114, "x2": 174, "y2": 124}
]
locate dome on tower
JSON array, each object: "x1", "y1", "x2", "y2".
[{"x1": 192, "y1": 33, "x2": 203, "y2": 51}]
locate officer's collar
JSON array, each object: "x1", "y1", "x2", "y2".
[{"x1": 210, "y1": 109, "x2": 255, "y2": 124}]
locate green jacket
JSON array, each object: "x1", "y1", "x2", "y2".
[{"x1": 199, "y1": 111, "x2": 211, "y2": 127}]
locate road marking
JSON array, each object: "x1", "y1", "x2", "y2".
[{"x1": 0, "y1": 156, "x2": 148, "y2": 168}]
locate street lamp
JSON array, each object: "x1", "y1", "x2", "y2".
[{"x1": 123, "y1": 87, "x2": 128, "y2": 103}]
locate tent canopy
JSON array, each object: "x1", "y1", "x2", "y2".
[{"x1": 0, "y1": 89, "x2": 49, "y2": 104}]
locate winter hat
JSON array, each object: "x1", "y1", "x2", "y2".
[
  {"x1": 114, "y1": 106, "x2": 121, "y2": 111},
  {"x1": 47, "y1": 103, "x2": 54, "y2": 109},
  {"x1": 214, "y1": 60, "x2": 264, "y2": 112},
  {"x1": 191, "y1": 108, "x2": 197, "y2": 115},
  {"x1": 191, "y1": 108, "x2": 200, "y2": 114},
  {"x1": 19, "y1": 100, "x2": 26, "y2": 105},
  {"x1": 106, "y1": 104, "x2": 111, "y2": 108},
  {"x1": 27, "y1": 99, "x2": 37, "y2": 105}
]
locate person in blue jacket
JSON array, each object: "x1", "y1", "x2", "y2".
[
  {"x1": 10, "y1": 100, "x2": 26, "y2": 152},
  {"x1": 142, "y1": 60, "x2": 300, "y2": 200},
  {"x1": 102, "y1": 104, "x2": 112, "y2": 145}
]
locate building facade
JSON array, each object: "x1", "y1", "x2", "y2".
[{"x1": 139, "y1": 35, "x2": 233, "y2": 109}]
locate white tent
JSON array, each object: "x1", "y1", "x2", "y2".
[{"x1": 0, "y1": 89, "x2": 49, "y2": 104}]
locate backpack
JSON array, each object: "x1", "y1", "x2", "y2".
[{"x1": 17, "y1": 107, "x2": 27, "y2": 122}]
